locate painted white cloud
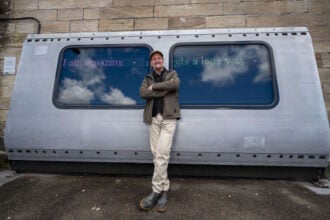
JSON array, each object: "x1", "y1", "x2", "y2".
[
  {"x1": 70, "y1": 50, "x2": 106, "y2": 86},
  {"x1": 58, "y1": 78, "x2": 94, "y2": 104},
  {"x1": 59, "y1": 49, "x2": 137, "y2": 105},
  {"x1": 101, "y1": 87, "x2": 136, "y2": 105},
  {"x1": 200, "y1": 45, "x2": 271, "y2": 87},
  {"x1": 201, "y1": 53, "x2": 248, "y2": 86},
  {"x1": 59, "y1": 49, "x2": 106, "y2": 104},
  {"x1": 253, "y1": 61, "x2": 271, "y2": 83},
  {"x1": 251, "y1": 46, "x2": 271, "y2": 84}
]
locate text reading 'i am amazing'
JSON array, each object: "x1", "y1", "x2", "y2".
[{"x1": 63, "y1": 58, "x2": 124, "y2": 68}]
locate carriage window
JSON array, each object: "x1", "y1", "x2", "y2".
[
  {"x1": 54, "y1": 46, "x2": 151, "y2": 107},
  {"x1": 171, "y1": 43, "x2": 278, "y2": 107}
]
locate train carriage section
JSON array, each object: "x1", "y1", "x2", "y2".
[{"x1": 4, "y1": 27, "x2": 330, "y2": 179}]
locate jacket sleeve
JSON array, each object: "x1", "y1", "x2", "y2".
[
  {"x1": 140, "y1": 77, "x2": 167, "y2": 99},
  {"x1": 152, "y1": 71, "x2": 180, "y2": 92}
]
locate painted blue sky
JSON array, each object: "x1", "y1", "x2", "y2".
[
  {"x1": 173, "y1": 44, "x2": 275, "y2": 105},
  {"x1": 57, "y1": 47, "x2": 150, "y2": 106}
]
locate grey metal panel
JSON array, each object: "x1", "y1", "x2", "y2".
[{"x1": 4, "y1": 27, "x2": 330, "y2": 167}]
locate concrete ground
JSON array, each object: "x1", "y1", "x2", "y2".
[{"x1": 0, "y1": 167, "x2": 330, "y2": 220}]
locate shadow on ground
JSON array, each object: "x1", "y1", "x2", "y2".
[{"x1": 0, "y1": 172, "x2": 330, "y2": 220}]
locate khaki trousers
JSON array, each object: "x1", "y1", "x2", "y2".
[{"x1": 149, "y1": 113, "x2": 177, "y2": 193}]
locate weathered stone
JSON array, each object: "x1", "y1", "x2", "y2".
[
  {"x1": 0, "y1": 110, "x2": 8, "y2": 122},
  {"x1": 0, "y1": 151, "x2": 9, "y2": 168},
  {"x1": 70, "y1": 20, "x2": 98, "y2": 32},
  {"x1": 112, "y1": 0, "x2": 189, "y2": 6},
  {"x1": 0, "y1": 23, "x2": 15, "y2": 33},
  {"x1": 41, "y1": 21, "x2": 70, "y2": 33},
  {"x1": 75, "y1": 0, "x2": 111, "y2": 8},
  {"x1": 322, "y1": 82, "x2": 330, "y2": 103},
  {"x1": 58, "y1": 9, "x2": 83, "y2": 21},
  {"x1": 313, "y1": 40, "x2": 330, "y2": 53},
  {"x1": 0, "y1": 121, "x2": 5, "y2": 129},
  {"x1": 15, "y1": 21, "x2": 36, "y2": 34},
  {"x1": 14, "y1": 0, "x2": 38, "y2": 10},
  {"x1": 168, "y1": 17, "x2": 205, "y2": 29},
  {"x1": 246, "y1": 15, "x2": 288, "y2": 27},
  {"x1": 0, "y1": 121, "x2": 5, "y2": 138},
  {"x1": 309, "y1": 26, "x2": 330, "y2": 40},
  {"x1": 0, "y1": 60, "x2": 3, "y2": 75},
  {"x1": 39, "y1": 0, "x2": 75, "y2": 9},
  {"x1": 0, "y1": 47, "x2": 21, "y2": 60},
  {"x1": 0, "y1": 33, "x2": 27, "y2": 47},
  {"x1": 0, "y1": 75, "x2": 16, "y2": 86},
  {"x1": 39, "y1": 0, "x2": 110, "y2": 9},
  {"x1": 0, "y1": 0, "x2": 12, "y2": 15},
  {"x1": 155, "y1": 0, "x2": 190, "y2": 5},
  {"x1": 102, "y1": 6, "x2": 154, "y2": 19},
  {"x1": 319, "y1": 53, "x2": 330, "y2": 68},
  {"x1": 84, "y1": 8, "x2": 101, "y2": 19},
  {"x1": 99, "y1": 19, "x2": 134, "y2": 31},
  {"x1": 135, "y1": 18, "x2": 168, "y2": 30},
  {"x1": 309, "y1": 0, "x2": 330, "y2": 14},
  {"x1": 0, "y1": 86, "x2": 13, "y2": 98},
  {"x1": 0, "y1": 97, "x2": 10, "y2": 110},
  {"x1": 12, "y1": 10, "x2": 58, "y2": 21},
  {"x1": 326, "y1": 102, "x2": 330, "y2": 112},
  {"x1": 192, "y1": 0, "x2": 255, "y2": 3},
  {"x1": 112, "y1": 0, "x2": 154, "y2": 6},
  {"x1": 206, "y1": 15, "x2": 245, "y2": 28},
  {"x1": 155, "y1": 4, "x2": 223, "y2": 17},
  {"x1": 319, "y1": 68, "x2": 330, "y2": 83},
  {"x1": 246, "y1": 14, "x2": 330, "y2": 27},
  {"x1": 0, "y1": 22, "x2": 9, "y2": 35},
  {"x1": 316, "y1": 53, "x2": 323, "y2": 68},
  {"x1": 224, "y1": 1, "x2": 308, "y2": 15},
  {"x1": 191, "y1": 0, "x2": 224, "y2": 3}
]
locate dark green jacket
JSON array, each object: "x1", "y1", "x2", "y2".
[{"x1": 140, "y1": 69, "x2": 181, "y2": 125}]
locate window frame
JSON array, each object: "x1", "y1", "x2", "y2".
[
  {"x1": 52, "y1": 44, "x2": 153, "y2": 109},
  {"x1": 169, "y1": 41, "x2": 279, "y2": 109}
]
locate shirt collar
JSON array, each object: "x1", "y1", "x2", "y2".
[{"x1": 153, "y1": 67, "x2": 166, "y2": 76}]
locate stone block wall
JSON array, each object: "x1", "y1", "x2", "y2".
[{"x1": 0, "y1": 0, "x2": 329, "y2": 150}]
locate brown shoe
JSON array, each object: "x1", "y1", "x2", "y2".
[
  {"x1": 155, "y1": 191, "x2": 168, "y2": 212},
  {"x1": 139, "y1": 192, "x2": 160, "y2": 210}
]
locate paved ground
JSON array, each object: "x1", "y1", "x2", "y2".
[{"x1": 0, "y1": 168, "x2": 330, "y2": 220}]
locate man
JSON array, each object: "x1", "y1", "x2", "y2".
[{"x1": 139, "y1": 50, "x2": 181, "y2": 212}]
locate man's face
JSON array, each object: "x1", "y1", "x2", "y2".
[{"x1": 150, "y1": 53, "x2": 164, "y2": 70}]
